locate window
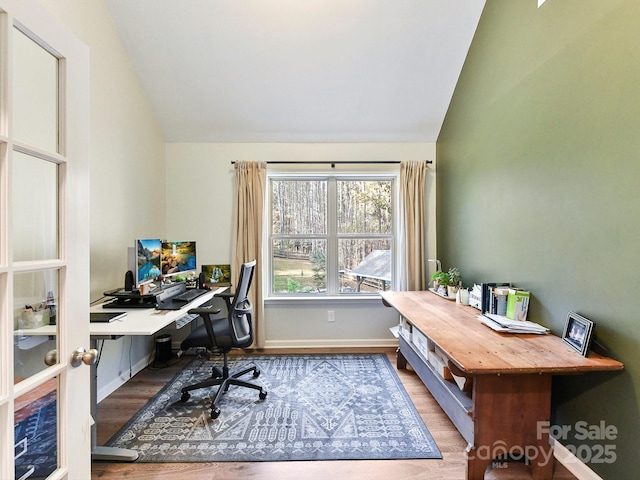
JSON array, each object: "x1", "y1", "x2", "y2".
[{"x1": 270, "y1": 175, "x2": 395, "y2": 295}]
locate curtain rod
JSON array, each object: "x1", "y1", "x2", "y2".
[{"x1": 231, "y1": 160, "x2": 432, "y2": 167}]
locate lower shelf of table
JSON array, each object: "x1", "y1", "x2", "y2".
[{"x1": 399, "y1": 335, "x2": 474, "y2": 444}]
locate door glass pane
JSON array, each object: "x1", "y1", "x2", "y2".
[
  {"x1": 12, "y1": 27, "x2": 59, "y2": 152},
  {"x1": 13, "y1": 270, "x2": 58, "y2": 380},
  {"x1": 1, "y1": 147, "x2": 4, "y2": 265},
  {"x1": 11, "y1": 151, "x2": 58, "y2": 262},
  {"x1": 14, "y1": 378, "x2": 58, "y2": 479}
]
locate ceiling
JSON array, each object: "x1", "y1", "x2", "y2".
[{"x1": 105, "y1": 0, "x2": 485, "y2": 143}]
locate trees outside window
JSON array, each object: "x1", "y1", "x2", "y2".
[{"x1": 270, "y1": 176, "x2": 394, "y2": 295}]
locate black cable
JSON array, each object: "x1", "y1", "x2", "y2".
[
  {"x1": 90, "y1": 295, "x2": 108, "y2": 305},
  {"x1": 95, "y1": 339, "x2": 104, "y2": 367},
  {"x1": 128, "y1": 336, "x2": 133, "y2": 379}
]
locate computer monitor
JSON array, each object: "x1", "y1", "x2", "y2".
[
  {"x1": 135, "y1": 238, "x2": 162, "y2": 287},
  {"x1": 161, "y1": 241, "x2": 197, "y2": 279}
]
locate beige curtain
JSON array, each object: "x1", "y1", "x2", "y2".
[
  {"x1": 232, "y1": 161, "x2": 267, "y2": 348},
  {"x1": 399, "y1": 161, "x2": 427, "y2": 291}
]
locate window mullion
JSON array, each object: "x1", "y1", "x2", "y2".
[{"x1": 326, "y1": 177, "x2": 337, "y2": 295}]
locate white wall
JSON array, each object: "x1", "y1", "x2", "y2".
[
  {"x1": 37, "y1": 0, "x2": 166, "y2": 400},
  {"x1": 165, "y1": 143, "x2": 438, "y2": 349}
]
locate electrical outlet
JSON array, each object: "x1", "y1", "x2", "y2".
[{"x1": 328, "y1": 310, "x2": 335, "y2": 322}]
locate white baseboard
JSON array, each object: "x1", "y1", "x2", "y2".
[
  {"x1": 263, "y1": 339, "x2": 399, "y2": 349},
  {"x1": 96, "y1": 356, "x2": 149, "y2": 403},
  {"x1": 552, "y1": 438, "x2": 603, "y2": 480}
]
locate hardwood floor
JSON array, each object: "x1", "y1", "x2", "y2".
[{"x1": 92, "y1": 348, "x2": 577, "y2": 480}]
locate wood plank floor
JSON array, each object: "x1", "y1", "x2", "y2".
[{"x1": 92, "y1": 348, "x2": 577, "y2": 480}]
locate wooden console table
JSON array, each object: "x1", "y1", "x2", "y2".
[{"x1": 380, "y1": 291, "x2": 623, "y2": 480}]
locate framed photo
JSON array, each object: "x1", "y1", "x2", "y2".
[
  {"x1": 562, "y1": 311, "x2": 594, "y2": 356},
  {"x1": 201, "y1": 264, "x2": 231, "y2": 287}
]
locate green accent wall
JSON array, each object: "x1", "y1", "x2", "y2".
[{"x1": 437, "y1": 0, "x2": 639, "y2": 477}]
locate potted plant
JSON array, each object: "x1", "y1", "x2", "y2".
[
  {"x1": 447, "y1": 267, "x2": 462, "y2": 298},
  {"x1": 431, "y1": 270, "x2": 449, "y2": 294}
]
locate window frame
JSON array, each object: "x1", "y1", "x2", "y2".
[{"x1": 267, "y1": 169, "x2": 398, "y2": 298}]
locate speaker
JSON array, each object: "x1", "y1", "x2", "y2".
[
  {"x1": 198, "y1": 272, "x2": 207, "y2": 289},
  {"x1": 124, "y1": 270, "x2": 135, "y2": 291},
  {"x1": 155, "y1": 334, "x2": 172, "y2": 363}
]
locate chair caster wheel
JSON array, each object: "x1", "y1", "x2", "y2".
[
  {"x1": 211, "y1": 408, "x2": 221, "y2": 419},
  {"x1": 253, "y1": 369, "x2": 261, "y2": 378},
  {"x1": 180, "y1": 391, "x2": 190, "y2": 402},
  {"x1": 259, "y1": 390, "x2": 267, "y2": 401}
]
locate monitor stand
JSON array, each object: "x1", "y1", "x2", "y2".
[{"x1": 102, "y1": 296, "x2": 156, "y2": 308}]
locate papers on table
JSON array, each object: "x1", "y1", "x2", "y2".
[
  {"x1": 389, "y1": 325, "x2": 400, "y2": 338},
  {"x1": 479, "y1": 313, "x2": 550, "y2": 334}
]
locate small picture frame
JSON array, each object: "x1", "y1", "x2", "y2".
[
  {"x1": 562, "y1": 311, "x2": 594, "y2": 356},
  {"x1": 202, "y1": 264, "x2": 231, "y2": 287}
]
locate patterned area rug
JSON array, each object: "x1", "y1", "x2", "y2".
[{"x1": 105, "y1": 353, "x2": 441, "y2": 462}]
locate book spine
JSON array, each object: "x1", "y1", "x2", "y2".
[
  {"x1": 495, "y1": 288, "x2": 509, "y2": 316},
  {"x1": 481, "y1": 282, "x2": 510, "y2": 314}
]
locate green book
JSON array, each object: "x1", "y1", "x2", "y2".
[{"x1": 506, "y1": 289, "x2": 530, "y2": 321}]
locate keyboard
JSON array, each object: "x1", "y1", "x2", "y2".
[
  {"x1": 155, "y1": 288, "x2": 210, "y2": 310},
  {"x1": 172, "y1": 288, "x2": 208, "y2": 303},
  {"x1": 175, "y1": 312, "x2": 200, "y2": 329}
]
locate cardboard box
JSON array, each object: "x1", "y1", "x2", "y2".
[
  {"x1": 428, "y1": 350, "x2": 453, "y2": 380},
  {"x1": 412, "y1": 330, "x2": 430, "y2": 359},
  {"x1": 506, "y1": 289, "x2": 530, "y2": 321},
  {"x1": 398, "y1": 316, "x2": 412, "y2": 342}
]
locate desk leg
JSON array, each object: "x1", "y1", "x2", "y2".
[
  {"x1": 468, "y1": 374, "x2": 553, "y2": 480},
  {"x1": 397, "y1": 348, "x2": 407, "y2": 370},
  {"x1": 90, "y1": 338, "x2": 139, "y2": 462}
]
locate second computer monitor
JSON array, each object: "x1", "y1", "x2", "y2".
[{"x1": 161, "y1": 241, "x2": 197, "y2": 278}]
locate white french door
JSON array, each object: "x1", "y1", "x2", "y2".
[{"x1": 0, "y1": 0, "x2": 91, "y2": 478}]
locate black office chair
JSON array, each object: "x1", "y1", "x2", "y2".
[{"x1": 178, "y1": 259, "x2": 266, "y2": 419}]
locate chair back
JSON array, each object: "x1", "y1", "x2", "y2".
[{"x1": 230, "y1": 260, "x2": 256, "y2": 348}]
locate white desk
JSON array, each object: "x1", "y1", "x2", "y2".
[
  {"x1": 88, "y1": 288, "x2": 223, "y2": 336},
  {"x1": 23, "y1": 286, "x2": 226, "y2": 338},
  {"x1": 20, "y1": 286, "x2": 227, "y2": 462}
]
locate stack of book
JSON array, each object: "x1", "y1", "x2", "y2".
[
  {"x1": 481, "y1": 282, "x2": 510, "y2": 315},
  {"x1": 482, "y1": 283, "x2": 530, "y2": 321}
]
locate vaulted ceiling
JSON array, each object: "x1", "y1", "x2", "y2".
[{"x1": 105, "y1": 0, "x2": 485, "y2": 143}]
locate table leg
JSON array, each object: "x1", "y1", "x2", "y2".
[
  {"x1": 466, "y1": 452, "x2": 491, "y2": 480},
  {"x1": 470, "y1": 373, "x2": 553, "y2": 480},
  {"x1": 397, "y1": 348, "x2": 407, "y2": 370}
]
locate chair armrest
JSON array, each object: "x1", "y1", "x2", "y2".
[{"x1": 215, "y1": 290, "x2": 235, "y2": 309}]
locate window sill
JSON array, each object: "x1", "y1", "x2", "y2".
[{"x1": 264, "y1": 294, "x2": 385, "y2": 308}]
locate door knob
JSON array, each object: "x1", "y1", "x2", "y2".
[
  {"x1": 71, "y1": 347, "x2": 98, "y2": 367},
  {"x1": 44, "y1": 349, "x2": 57, "y2": 366}
]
